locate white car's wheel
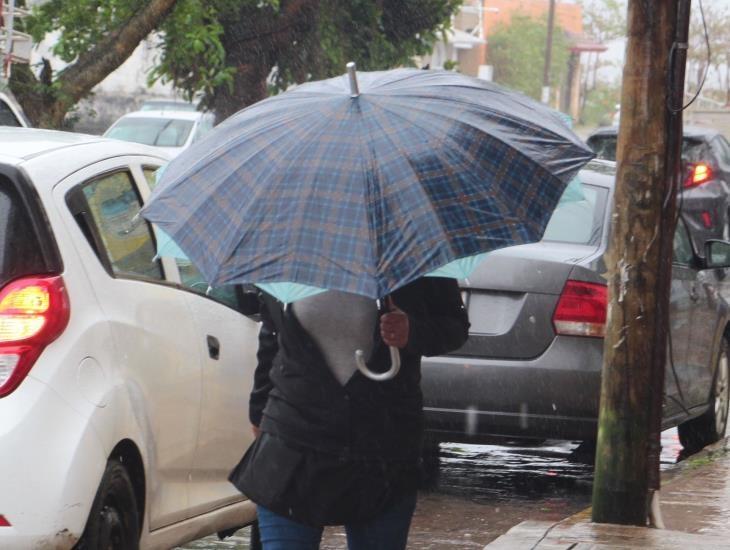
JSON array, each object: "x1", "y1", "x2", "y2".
[{"x1": 76, "y1": 460, "x2": 140, "y2": 550}]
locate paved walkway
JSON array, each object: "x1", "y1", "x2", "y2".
[{"x1": 486, "y1": 438, "x2": 730, "y2": 548}]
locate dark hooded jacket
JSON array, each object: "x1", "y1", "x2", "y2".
[{"x1": 230, "y1": 277, "x2": 469, "y2": 526}]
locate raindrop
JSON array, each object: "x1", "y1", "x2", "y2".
[
  {"x1": 465, "y1": 406, "x2": 478, "y2": 436},
  {"x1": 519, "y1": 402, "x2": 529, "y2": 429}
]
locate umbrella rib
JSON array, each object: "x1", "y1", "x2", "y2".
[
  {"x1": 217, "y1": 99, "x2": 355, "y2": 286},
  {"x1": 361, "y1": 100, "x2": 455, "y2": 284},
  {"x1": 365, "y1": 97, "x2": 575, "y2": 242},
  {"x1": 182, "y1": 108, "x2": 340, "y2": 283},
  {"x1": 371, "y1": 94, "x2": 584, "y2": 179}
]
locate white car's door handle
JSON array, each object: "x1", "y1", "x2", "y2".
[{"x1": 207, "y1": 335, "x2": 220, "y2": 360}]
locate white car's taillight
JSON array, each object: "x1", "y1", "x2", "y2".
[
  {"x1": 0, "y1": 276, "x2": 70, "y2": 397},
  {"x1": 552, "y1": 279, "x2": 607, "y2": 338}
]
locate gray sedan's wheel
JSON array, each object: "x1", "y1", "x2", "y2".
[
  {"x1": 75, "y1": 460, "x2": 140, "y2": 550},
  {"x1": 678, "y1": 337, "x2": 730, "y2": 452}
]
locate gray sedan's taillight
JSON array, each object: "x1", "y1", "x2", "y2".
[{"x1": 552, "y1": 279, "x2": 607, "y2": 338}]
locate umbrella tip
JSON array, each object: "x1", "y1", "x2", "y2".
[{"x1": 346, "y1": 62, "x2": 360, "y2": 98}]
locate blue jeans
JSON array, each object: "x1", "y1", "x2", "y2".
[{"x1": 256, "y1": 492, "x2": 417, "y2": 550}]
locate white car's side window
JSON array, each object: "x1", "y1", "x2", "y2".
[
  {"x1": 74, "y1": 170, "x2": 164, "y2": 281},
  {"x1": 142, "y1": 165, "x2": 241, "y2": 309}
]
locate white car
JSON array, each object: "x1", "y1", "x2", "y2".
[
  {"x1": 0, "y1": 128, "x2": 259, "y2": 549},
  {"x1": 103, "y1": 110, "x2": 215, "y2": 158}
]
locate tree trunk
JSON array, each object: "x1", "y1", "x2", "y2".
[
  {"x1": 212, "y1": 61, "x2": 272, "y2": 122},
  {"x1": 592, "y1": 0, "x2": 686, "y2": 526},
  {"x1": 209, "y1": 0, "x2": 318, "y2": 122},
  {"x1": 10, "y1": 0, "x2": 178, "y2": 128}
]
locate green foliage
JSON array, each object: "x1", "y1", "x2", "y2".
[
  {"x1": 24, "y1": 0, "x2": 147, "y2": 63},
  {"x1": 581, "y1": 84, "x2": 621, "y2": 127},
  {"x1": 580, "y1": 0, "x2": 626, "y2": 44},
  {"x1": 152, "y1": 0, "x2": 460, "y2": 109},
  {"x1": 488, "y1": 14, "x2": 570, "y2": 101},
  {"x1": 443, "y1": 60, "x2": 459, "y2": 71},
  {"x1": 311, "y1": 0, "x2": 458, "y2": 74},
  {"x1": 16, "y1": 0, "x2": 460, "y2": 121},
  {"x1": 148, "y1": 0, "x2": 237, "y2": 100}
]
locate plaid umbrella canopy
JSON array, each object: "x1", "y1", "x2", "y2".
[{"x1": 142, "y1": 67, "x2": 594, "y2": 303}]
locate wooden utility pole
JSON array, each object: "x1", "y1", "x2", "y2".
[
  {"x1": 541, "y1": 0, "x2": 557, "y2": 104},
  {"x1": 592, "y1": 0, "x2": 690, "y2": 525}
]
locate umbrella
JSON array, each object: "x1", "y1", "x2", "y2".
[{"x1": 142, "y1": 64, "x2": 594, "y2": 379}]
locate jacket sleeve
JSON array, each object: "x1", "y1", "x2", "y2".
[
  {"x1": 404, "y1": 277, "x2": 470, "y2": 358},
  {"x1": 248, "y1": 300, "x2": 278, "y2": 427}
]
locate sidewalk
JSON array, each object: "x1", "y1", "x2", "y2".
[{"x1": 486, "y1": 438, "x2": 730, "y2": 549}]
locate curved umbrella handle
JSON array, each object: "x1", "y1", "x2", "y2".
[{"x1": 354, "y1": 346, "x2": 401, "y2": 381}]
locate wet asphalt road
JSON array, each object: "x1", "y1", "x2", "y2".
[{"x1": 179, "y1": 429, "x2": 684, "y2": 549}]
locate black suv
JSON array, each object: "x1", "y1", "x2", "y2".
[{"x1": 587, "y1": 125, "x2": 730, "y2": 250}]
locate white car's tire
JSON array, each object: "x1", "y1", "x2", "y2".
[{"x1": 76, "y1": 459, "x2": 140, "y2": 550}]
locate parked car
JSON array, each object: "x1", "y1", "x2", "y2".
[
  {"x1": 103, "y1": 109, "x2": 215, "y2": 158},
  {"x1": 0, "y1": 128, "x2": 259, "y2": 549},
  {"x1": 587, "y1": 125, "x2": 730, "y2": 249},
  {"x1": 422, "y1": 160, "x2": 730, "y2": 453},
  {"x1": 0, "y1": 91, "x2": 29, "y2": 127}
]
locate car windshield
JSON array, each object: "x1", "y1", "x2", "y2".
[
  {"x1": 588, "y1": 133, "x2": 712, "y2": 164},
  {"x1": 0, "y1": 175, "x2": 48, "y2": 287},
  {"x1": 105, "y1": 117, "x2": 195, "y2": 147},
  {"x1": 542, "y1": 181, "x2": 606, "y2": 245}
]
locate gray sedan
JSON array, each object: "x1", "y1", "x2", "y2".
[{"x1": 422, "y1": 160, "x2": 730, "y2": 452}]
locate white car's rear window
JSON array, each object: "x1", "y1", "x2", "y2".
[{"x1": 0, "y1": 176, "x2": 48, "y2": 287}]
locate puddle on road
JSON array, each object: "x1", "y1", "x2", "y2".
[{"x1": 432, "y1": 428, "x2": 683, "y2": 504}]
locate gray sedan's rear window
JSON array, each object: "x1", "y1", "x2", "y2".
[
  {"x1": 542, "y1": 182, "x2": 607, "y2": 245},
  {"x1": 0, "y1": 175, "x2": 47, "y2": 287},
  {"x1": 588, "y1": 133, "x2": 712, "y2": 165}
]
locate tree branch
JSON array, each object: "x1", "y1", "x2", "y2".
[{"x1": 55, "y1": 0, "x2": 178, "y2": 110}]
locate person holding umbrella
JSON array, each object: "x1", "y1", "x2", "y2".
[
  {"x1": 234, "y1": 279, "x2": 468, "y2": 549},
  {"x1": 141, "y1": 63, "x2": 594, "y2": 550}
]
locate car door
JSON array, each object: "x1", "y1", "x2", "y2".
[
  {"x1": 684, "y1": 232, "x2": 723, "y2": 408},
  {"x1": 140, "y1": 166, "x2": 259, "y2": 516},
  {"x1": 57, "y1": 159, "x2": 203, "y2": 529},
  {"x1": 667, "y1": 222, "x2": 697, "y2": 417}
]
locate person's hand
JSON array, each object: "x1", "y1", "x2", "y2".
[
  {"x1": 380, "y1": 298, "x2": 409, "y2": 348},
  {"x1": 252, "y1": 425, "x2": 261, "y2": 439}
]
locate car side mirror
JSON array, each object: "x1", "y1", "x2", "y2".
[{"x1": 704, "y1": 240, "x2": 730, "y2": 268}]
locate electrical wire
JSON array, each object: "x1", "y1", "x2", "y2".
[
  {"x1": 662, "y1": 0, "x2": 710, "y2": 414},
  {"x1": 668, "y1": 0, "x2": 710, "y2": 114}
]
